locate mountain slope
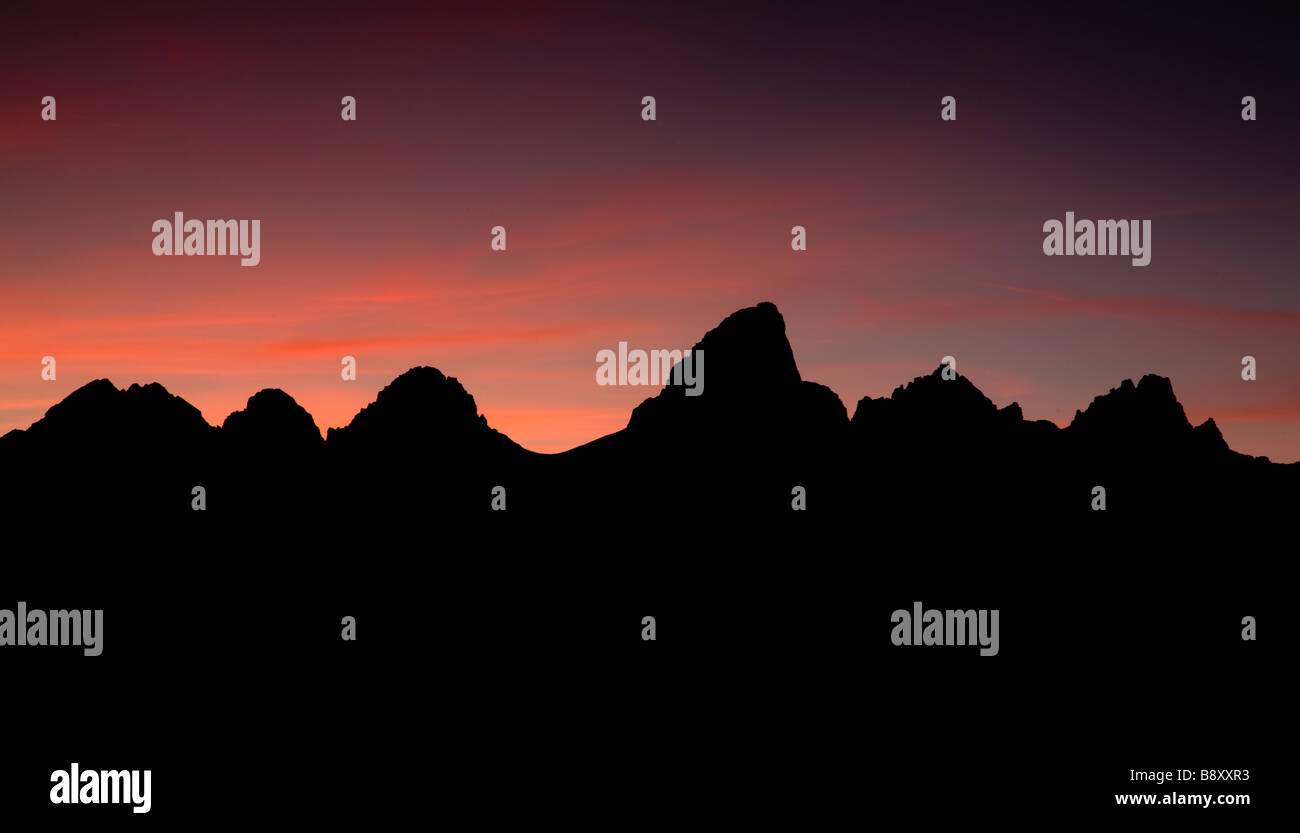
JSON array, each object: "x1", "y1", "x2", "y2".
[{"x1": 0, "y1": 303, "x2": 1292, "y2": 531}]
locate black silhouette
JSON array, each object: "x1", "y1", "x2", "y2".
[
  {"x1": 2, "y1": 302, "x2": 1293, "y2": 558},
  {"x1": 0, "y1": 301, "x2": 1284, "y2": 824}
]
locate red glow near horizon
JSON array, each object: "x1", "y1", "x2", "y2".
[{"x1": 2, "y1": 4, "x2": 1298, "y2": 460}]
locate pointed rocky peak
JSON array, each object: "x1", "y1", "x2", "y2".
[
  {"x1": 1068, "y1": 374, "x2": 1192, "y2": 438},
  {"x1": 40, "y1": 378, "x2": 119, "y2": 420},
  {"x1": 26, "y1": 378, "x2": 212, "y2": 443},
  {"x1": 222, "y1": 388, "x2": 324, "y2": 447},
  {"x1": 851, "y1": 365, "x2": 999, "y2": 427},
  {"x1": 327, "y1": 366, "x2": 491, "y2": 446},
  {"x1": 891, "y1": 365, "x2": 998, "y2": 415},
  {"x1": 1191, "y1": 417, "x2": 1230, "y2": 454},
  {"x1": 625, "y1": 302, "x2": 843, "y2": 436},
  {"x1": 687, "y1": 301, "x2": 801, "y2": 393}
]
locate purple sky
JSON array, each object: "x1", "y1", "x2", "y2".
[{"x1": 2, "y1": 1, "x2": 1298, "y2": 458}]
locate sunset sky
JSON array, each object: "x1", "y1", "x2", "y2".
[{"x1": 2, "y1": 2, "x2": 1298, "y2": 459}]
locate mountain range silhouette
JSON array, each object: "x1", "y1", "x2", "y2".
[{"x1": 2, "y1": 302, "x2": 1293, "y2": 549}]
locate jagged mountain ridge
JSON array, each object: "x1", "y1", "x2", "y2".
[
  {"x1": 0, "y1": 301, "x2": 1292, "y2": 529},
  {"x1": 0, "y1": 301, "x2": 1285, "y2": 464}
]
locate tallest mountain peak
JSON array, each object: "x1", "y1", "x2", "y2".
[
  {"x1": 625, "y1": 302, "x2": 847, "y2": 440},
  {"x1": 691, "y1": 301, "x2": 801, "y2": 391}
]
